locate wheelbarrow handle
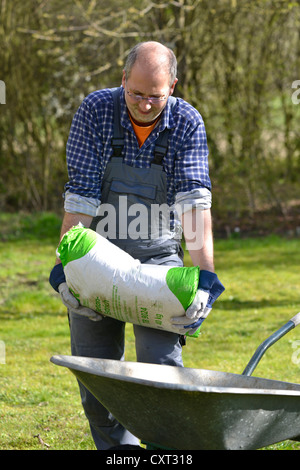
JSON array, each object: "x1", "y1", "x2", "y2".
[
  {"x1": 290, "y1": 312, "x2": 300, "y2": 327},
  {"x1": 242, "y1": 312, "x2": 300, "y2": 377}
]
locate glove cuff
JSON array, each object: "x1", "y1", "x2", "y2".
[
  {"x1": 199, "y1": 270, "x2": 217, "y2": 291},
  {"x1": 207, "y1": 278, "x2": 225, "y2": 308},
  {"x1": 49, "y1": 263, "x2": 66, "y2": 292}
]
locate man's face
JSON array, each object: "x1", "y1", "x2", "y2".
[{"x1": 122, "y1": 62, "x2": 177, "y2": 125}]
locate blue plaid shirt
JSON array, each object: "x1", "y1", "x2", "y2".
[{"x1": 65, "y1": 87, "x2": 211, "y2": 207}]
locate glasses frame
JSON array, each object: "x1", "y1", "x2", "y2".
[{"x1": 126, "y1": 90, "x2": 168, "y2": 104}]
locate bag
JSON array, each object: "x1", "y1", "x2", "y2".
[{"x1": 57, "y1": 225, "x2": 200, "y2": 335}]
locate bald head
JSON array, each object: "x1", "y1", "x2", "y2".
[{"x1": 124, "y1": 41, "x2": 177, "y2": 86}]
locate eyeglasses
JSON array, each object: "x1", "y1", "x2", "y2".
[{"x1": 126, "y1": 90, "x2": 168, "y2": 104}]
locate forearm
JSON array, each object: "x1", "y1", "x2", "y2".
[
  {"x1": 182, "y1": 208, "x2": 214, "y2": 272},
  {"x1": 55, "y1": 211, "x2": 93, "y2": 265}
]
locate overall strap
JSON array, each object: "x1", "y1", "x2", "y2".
[
  {"x1": 152, "y1": 95, "x2": 177, "y2": 165},
  {"x1": 111, "y1": 87, "x2": 124, "y2": 157}
]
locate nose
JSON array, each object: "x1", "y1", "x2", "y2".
[{"x1": 139, "y1": 99, "x2": 152, "y2": 112}]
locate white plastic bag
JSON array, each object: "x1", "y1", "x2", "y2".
[{"x1": 57, "y1": 225, "x2": 200, "y2": 334}]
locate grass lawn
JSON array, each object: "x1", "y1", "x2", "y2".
[{"x1": 0, "y1": 212, "x2": 300, "y2": 450}]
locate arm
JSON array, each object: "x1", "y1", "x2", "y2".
[
  {"x1": 182, "y1": 207, "x2": 214, "y2": 272},
  {"x1": 50, "y1": 211, "x2": 101, "y2": 321},
  {"x1": 172, "y1": 207, "x2": 224, "y2": 333},
  {"x1": 171, "y1": 104, "x2": 224, "y2": 332},
  {"x1": 50, "y1": 94, "x2": 104, "y2": 320}
]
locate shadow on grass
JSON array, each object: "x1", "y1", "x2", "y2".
[{"x1": 219, "y1": 298, "x2": 298, "y2": 311}]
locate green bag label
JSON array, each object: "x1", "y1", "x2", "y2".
[
  {"x1": 57, "y1": 225, "x2": 98, "y2": 267},
  {"x1": 166, "y1": 266, "x2": 200, "y2": 310},
  {"x1": 166, "y1": 266, "x2": 202, "y2": 339}
]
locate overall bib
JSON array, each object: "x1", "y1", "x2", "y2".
[{"x1": 69, "y1": 88, "x2": 185, "y2": 449}]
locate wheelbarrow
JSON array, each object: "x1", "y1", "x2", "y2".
[{"x1": 51, "y1": 312, "x2": 300, "y2": 450}]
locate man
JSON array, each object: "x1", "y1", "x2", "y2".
[{"x1": 50, "y1": 41, "x2": 223, "y2": 450}]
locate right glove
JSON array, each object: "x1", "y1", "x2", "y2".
[{"x1": 49, "y1": 263, "x2": 102, "y2": 322}]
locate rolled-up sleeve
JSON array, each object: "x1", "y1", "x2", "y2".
[
  {"x1": 174, "y1": 188, "x2": 212, "y2": 217},
  {"x1": 173, "y1": 105, "x2": 211, "y2": 195},
  {"x1": 64, "y1": 191, "x2": 100, "y2": 216}
]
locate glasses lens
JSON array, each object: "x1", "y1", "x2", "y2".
[
  {"x1": 128, "y1": 91, "x2": 164, "y2": 103},
  {"x1": 149, "y1": 97, "x2": 163, "y2": 104}
]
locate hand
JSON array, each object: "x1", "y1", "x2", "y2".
[
  {"x1": 185, "y1": 288, "x2": 210, "y2": 321},
  {"x1": 58, "y1": 283, "x2": 102, "y2": 322},
  {"x1": 171, "y1": 288, "x2": 210, "y2": 330},
  {"x1": 171, "y1": 271, "x2": 225, "y2": 334},
  {"x1": 171, "y1": 270, "x2": 216, "y2": 330},
  {"x1": 50, "y1": 263, "x2": 102, "y2": 322},
  {"x1": 182, "y1": 307, "x2": 212, "y2": 336}
]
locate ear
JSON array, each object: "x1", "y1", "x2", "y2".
[
  {"x1": 121, "y1": 70, "x2": 126, "y2": 88},
  {"x1": 169, "y1": 78, "x2": 178, "y2": 96}
]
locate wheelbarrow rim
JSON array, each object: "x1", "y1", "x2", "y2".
[{"x1": 51, "y1": 354, "x2": 300, "y2": 397}]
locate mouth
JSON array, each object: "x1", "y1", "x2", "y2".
[
  {"x1": 129, "y1": 104, "x2": 162, "y2": 125},
  {"x1": 136, "y1": 108, "x2": 153, "y2": 115},
  {"x1": 137, "y1": 108, "x2": 152, "y2": 115}
]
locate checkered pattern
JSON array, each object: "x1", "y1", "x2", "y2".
[{"x1": 65, "y1": 87, "x2": 211, "y2": 207}]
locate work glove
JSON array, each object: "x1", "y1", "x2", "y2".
[
  {"x1": 49, "y1": 263, "x2": 102, "y2": 321},
  {"x1": 171, "y1": 271, "x2": 225, "y2": 335}
]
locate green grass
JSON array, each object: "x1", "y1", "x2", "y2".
[{"x1": 1, "y1": 213, "x2": 300, "y2": 450}]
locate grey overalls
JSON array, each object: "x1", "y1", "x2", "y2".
[{"x1": 69, "y1": 88, "x2": 185, "y2": 450}]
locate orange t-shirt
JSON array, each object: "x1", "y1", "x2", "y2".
[{"x1": 129, "y1": 114, "x2": 159, "y2": 148}]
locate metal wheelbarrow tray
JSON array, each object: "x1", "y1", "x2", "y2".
[{"x1": 51, "y1": 312, "x2": 300, "y2": 450}]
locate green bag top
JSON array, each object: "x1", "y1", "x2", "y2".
[
  {"x1": 166, "y1": 266, "x2": 201, "y2": 338},
  {"x1": 166, "y1": 266, "x2": 200, "y2": 311},
  {"x1": 57, "y1": 225, "x2": 98, "y2": 267}
]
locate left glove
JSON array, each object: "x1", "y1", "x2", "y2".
[{"x1": 171, "y1": 271, "x2": 224, "y2": 333}]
